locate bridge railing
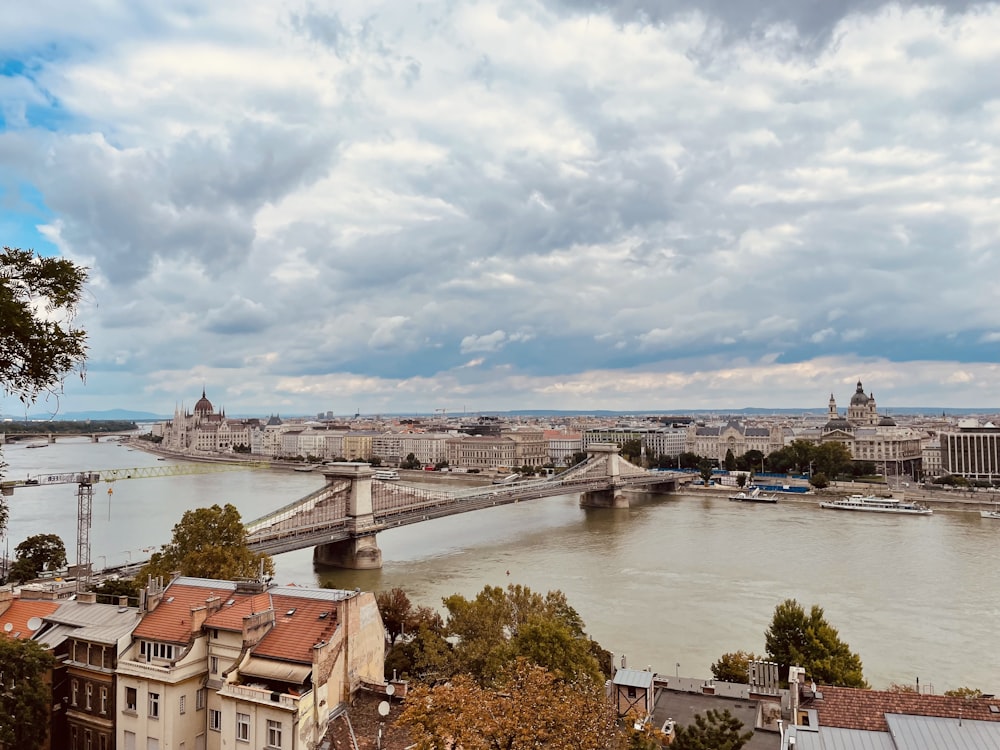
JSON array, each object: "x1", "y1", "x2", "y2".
[{"x1": 245, "y1": 481, "x2": 349, "y2": 534}]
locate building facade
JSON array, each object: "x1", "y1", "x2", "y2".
[{"x1": 939, "y1": 421, "x2": 1000, "y2": 480}]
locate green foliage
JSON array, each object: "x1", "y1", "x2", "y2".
[
  {"x1": 698, "y1": 459, "x2": 714, "y2": 484},
  {"x1": 620, "y1": 439, "x2": 643, "y2": 464},
  {"x1": 0, "y1": 637, "x2": 56, "y2": 750},
  {"x1": 724, "y1": 448, "x2": 736, "y2": 471},
  {"x1": 944, "y1": 686, "x2": 983, "y2": 698},
  {"x1": 137, "y1": 503, "x2": 274, "y2": 582},
  {"x1": 10, "y1": 533, "x2": 67, "y2": 582},
  {"x1": 442, "y1": 584, "x2": 603, "y2": 686},
  {"x1": 814, "y1": 442, "x2": 853, "y2": 478},
  {"x1": 741, "y1": 449, "x2": 765, "y2": 473},
  {"x1": 92, "y1": 577, "x2": 142, "y2": 605},
  {"x1": 710, "y1": 651, "x2": 760, "y2": 683},
  {"x1": 672, "y1": 709, "x2": 753, "y2": 750},
  {"x1": 385, "y1": 624, "x2": 455, "y2": 683},
  {"x1": 401, "y1": 453, "x2": 421, "y2": 469},
  {"x1": 810, "y1": 472, "x2": 829, "y2": 489},
  {"x1": 765, "y1": 599, "x2": 867, "y2": 688},
  {"x1": 678, "y1": 451, "x2": 700, "y2": 469},
  {"x1": 735, "y1": 473, "x2": 748, "y2": 489},
  {"x1": 0, "y1": 247, "x2": 89, "y2": 404}
]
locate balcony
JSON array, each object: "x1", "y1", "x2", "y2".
[{"x1": 219, "y1": 682, "x2": 300, "y2": 710}]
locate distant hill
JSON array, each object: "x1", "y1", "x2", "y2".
[{"x1": 14, "y1": 408, "x2": 165, "y2": 422}]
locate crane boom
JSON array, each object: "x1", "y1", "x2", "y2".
[{"x1": 0, "y1": 459, "x2": 270, "y2": 591}]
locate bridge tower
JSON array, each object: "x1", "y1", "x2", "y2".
[
  {"x1": 579, "y1": 442, "x2": 630, "y2": 509},
  {"x1": 312, "y1": 464, "x2": 383, "y2": 570}
]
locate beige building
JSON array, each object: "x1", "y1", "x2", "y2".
[
  {"x1": 502, "y1": 427, "x2": 548, "y2": 467},
  {"x1": 687, "y1": 421, "x2": 785, "y2": 463},
  {"x1": 446, "y1": 435, "x2": 517, "y2": 470},
  {"x1": 117, "y1": 576, "x2": 385, "y2": 750}
]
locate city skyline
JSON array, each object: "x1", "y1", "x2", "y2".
[{"x1": 4, "y1": 1, "x2": 1000, "y2": 416}]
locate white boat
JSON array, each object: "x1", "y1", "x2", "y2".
[
  {"x1": 373, "y1": 469, "x2": 400, "y2": 481},
  {"x1": 981, "y1": 503, "x2": 1000, "y2": 519},
  {"x1": 819, "y1": 494, "x2": 932, "y2": 515},
  {"x1": 728, "y1": 486, "x2": 778, "y2": 503}
]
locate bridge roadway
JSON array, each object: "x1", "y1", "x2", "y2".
[{"x1": 245, "y1": 468, "x2": 690, "y2": 557}]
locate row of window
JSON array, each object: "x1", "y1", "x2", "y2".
[
  {"x1": 124, "y1": 687, "x2": 206, "y2": 716},
  {"x1": 139, "y1": 640, "x2": 176, "y2": 661},
  {"x1": 71, "y1": 679, "x2": 109, "y2": 714},
  {"x1": 208, "y1": 710, "x2": 282, "y2": 746},
  {"x1": 69, "y1": 724, "x2": 111, "y2": 750}
]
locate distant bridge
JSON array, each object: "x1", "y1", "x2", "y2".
[
  {"x1": 245, "y1": 443, "x2": 693, "y2": 569},
  {"x1": 0, "y1": 431, "x2": 134, "y2": 444}
]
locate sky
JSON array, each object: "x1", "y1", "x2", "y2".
[{"x1": 3, "y1": 0, "x2": 1000, "y2": 417}]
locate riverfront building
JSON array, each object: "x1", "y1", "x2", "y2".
[{"x1": 938, "y1": 420, "x2": 1000, "y2": 480}]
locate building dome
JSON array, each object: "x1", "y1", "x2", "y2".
[
  {"x1": 850, "y1": 380, "x2": 870, "y2": 406},
  {"x1": 824, "y1": 417, "x2": 852, "y2": 431},
  {"x1": 879, "y1": 415, "x2": 897, "y2": 427},
  {"x1": 194, "y1": 388, "x2": 214, "y2": 416}
]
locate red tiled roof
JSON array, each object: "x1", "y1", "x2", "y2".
[
  {"x1": 133, "y1": 582, "x2": 249, "y2": 644},
  {"x1": 205, "y1": 592, "x2": 273, "y2": 631},
  {"x1": 251, "y1": 594, "x2": 339, "y2": 664},
  {"x1": 809, "y1": 685, "x2": 1000, "y2": 731},
  {"x1": 0, "y1": 599, "x2": 61, "y2": 640}
]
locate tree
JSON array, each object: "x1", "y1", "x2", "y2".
[
  {"x1": 377, "y1": 587, "x2": 416, "y2": 646},
  {"x1": 787, "y1": 440, "x2": 816, "y2": 474},
  {"x1": 678, "y1": 451, "x2": 701, "y2": 469},
  {"x1": 442, "y1": 584, "x2": 604, "y2": 686},
  {"x1": 944, "y1": 686, "x2": 984, "y2": 698},
  {"x1": 735, "y1": 473, "x2": 747, "y2": 489},
  {"x1": 0, "y1": 247, "x2": 89, "y2": 404},
  {"x1": 764, "y1": 599, "x2": 867, "y2": 688},
  {"x1": 672, "y1": 709, "x2": 753, "y2": 750},
  {"x1": 810, "y1": 472, "x2": 829, "y2": 489},
  {"x1": 93, "y1": 576, "x2": 141, "y2": 605},
  {"x1": 398, "y1": 659, "x2": 622, "y2": 750},
  {"x1": 9, "y1": 532, "x2": 67, "y2": 582},
  {"x1": 401, "y1": 452, "x2": 421, "y2": 469},
  {"x1": 743, "y1": 449, "x2": 765, "y2": 473},
  {"x1": 724, "y1": 449, "x2": 736, "y2": 471},
  {"x1": 0, "y1": 636, "x2": 56, "y2": 750},
  {"x1": 710, "y1": 651, "x2": 760, "y2": 683},
  {"x1": 698, "y1": 459, "x2": 714, "y2": 485},
  {"x1": 814, "y1": 441, "x2": 853, "y2": 479},
  {"x1": 384, "y1": 623, "x2": 454, "y2": 683},
  {"x1": 137, "y1": 504, "x2": 274, "y2": 582},
  {"x1": 620, "y1": 439, "x2": 643, "y2": 464}
]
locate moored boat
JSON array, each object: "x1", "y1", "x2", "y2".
[
  {"x1": 728, "y1": 486, "x2": 778, "y2": 503},
  {"x1": 819, "y1": 494, "x2": 932, "y2": 515},
  {"x1": 980, "y1": 502, "x2": 1000, "y2": 519},
  {"x1": 373, "y1": 469, "x2": 400, "y2": 481}
]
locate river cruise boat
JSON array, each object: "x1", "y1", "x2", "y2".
[
  {"x1": 373, "y1": 469, "x2": 400, "y2": 481},
  {"x1": 728, "y1": 486, "x2": 778, "y2": 503},
  {"x1": 819, "y1": 494, "x2": 932, "y2": 515}
]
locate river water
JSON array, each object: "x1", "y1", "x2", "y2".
[{"x1": 3, "y1": 438, "x2": 996, "y2": 694}]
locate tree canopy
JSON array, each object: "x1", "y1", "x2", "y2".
[
  {"x1": 710, "y1": 651, "x2": 760, "y2": 683},
  {"x1": 398, "y1": 659, "x2": 621, "y2": 750},
  {"x1": 0, "y1": 246, "x2": 88, "y2": 404},
  {"x1": 9, "y1": 533, "x2": 67, "y2": 583},
  {"x1": 764, "y1": 599, "x2": 867, "y2": 688},
  {"x1": 0, "y1": 637, "x2": 56, "y2": 750},
  {"x1": 672, "y1": 709, "x2": 753, "y2": 750},
  {"x1": 137, "y1": 503, "x2": 274, "y2": 582}
]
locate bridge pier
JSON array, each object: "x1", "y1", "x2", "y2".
[
  {"x1": 313, "y1": 463, "x2": 383, "y2": 570},
  {"x1": 48, "y1": 433, "x2": 56, "y2": 444},
  {"x1": 313, "y1": 535, "x2": 382, "y2": 569},
  {"x1": 580, "y1": 487, "x2": 629, "y2": 508},
  {"x1": 91, "y1": 434, "x2": 100, "y2": 443}
]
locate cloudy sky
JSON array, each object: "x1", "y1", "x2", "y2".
[{"x1": 3, "y1": 0, "x2": 1000, "y2": 416}]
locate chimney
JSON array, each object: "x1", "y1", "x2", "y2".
[
  {"x1": 0, "y1": 589, "x2": 12, "y2": 616},
  {"x1": 77, "y1": 592, "x2": 97, "y2": 604},
  {"x1": 190, "y1": 605, "x2": 209, "y2": 634},
  {"x1": 118, "y1": 596, "x2": 129, "y2": 607}
]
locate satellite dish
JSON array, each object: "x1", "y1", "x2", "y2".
[
  {"x1": 385, "y1": 684, "x2": 395, "y2": 696},
  {"x1": 377, "y1": 701, "x2": 390, "y2": 717},
  {"x1": 2, "y1": 623, "x2": 12, "y2": 633},
  {"x1": 27, "y1": 617, "x2": 43, "y2": 631}
]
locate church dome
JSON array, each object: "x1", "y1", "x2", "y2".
[
  {"x1": 879, "y1": 415, "x2": 897, "y2": 427},
  {"x1": 850, "y1": 380, "x2": 870, "y2": 406},
  {"x1": 824, "y1": 417, "x2": 852, "y2": 431},
  {"x1": 194, "y1": 388, "x2": 214, "y2": 416}
]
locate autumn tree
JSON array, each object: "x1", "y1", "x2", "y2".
[
  {"x1": 137, "y1": 503, "x2": 274, "y2": 582},
  {"x1": 9, "y1": 532, "x2": 67, "y2": 583},
  {"x1": 376, "y1": 587, "x2": 444, "y2": 646},
  {"x1": 0, "y1": 637, "x2": 56, "y2": 750},
  {"x1": 0, "y1": 247, "x2": 88, "y2": 404},
  {"x1": 813, "y1": 441, "x2": 853, "y2": 479},
  {"x1": 765, "y1": 599, "x2": 867, "y2": 688},
  {"x1": 672, "y1": 709, "x2": 753, "y2": 750},
  {"x1": 399, "y1": 659, "x2": 621, "y2": 750},
  {"x1": 710, "y1": 651, "x2": 760, "y2": 683}
]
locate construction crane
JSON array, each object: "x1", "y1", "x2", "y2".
[{"x1": 1, "y1": 460, "x2": 268, "y2": 592}]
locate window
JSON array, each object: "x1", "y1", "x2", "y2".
[
  {"x1": 179, "y1": 694, "x2": 186, "y2": 714},
  {"x1": 125, "y1": 686, "x2": 137, "y2": 711},
  {"x1": 236, "y1": 712, "x2": 250, "y2": 742},
  {"x1": 148, "y1": 691, "x2": 159, "y2": 719},
  {"x1": 209, "y1": 709, "x2": 221, "y2": 731},
  {"x1": 86, "y1": 682, "x2": 93, "y2": 710},
  {"x1": 266, "y1": 720, "x2": 282, "y2": 748},
  {"x1": 196, "y1": 688, "x2": 206, "y2": 710},
  {"x1": 100, "y1": 686, "x2": 108, "y2": 714},
  {"x1": 85, "y1": 729, "x2": 93, "y2": 750},
  {"x1": 210, "y1": 656, "x2": 219, "y2": 674},
  {"x1": 71, "y1": 679, "x2": 79, "y2": 706},
  {"x1": 140, "y1": 641, "x2": 175, "y2": 661},
  {"x1": 99, "y1": 734, "x2": 109, "y2": 750},
  {"x1": 71, "y1": 726, "x2": 79, "y2": 750}
]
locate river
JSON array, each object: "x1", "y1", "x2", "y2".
[{"x1": 2, "y1": 438, "x2": 996, "y2": 694}]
